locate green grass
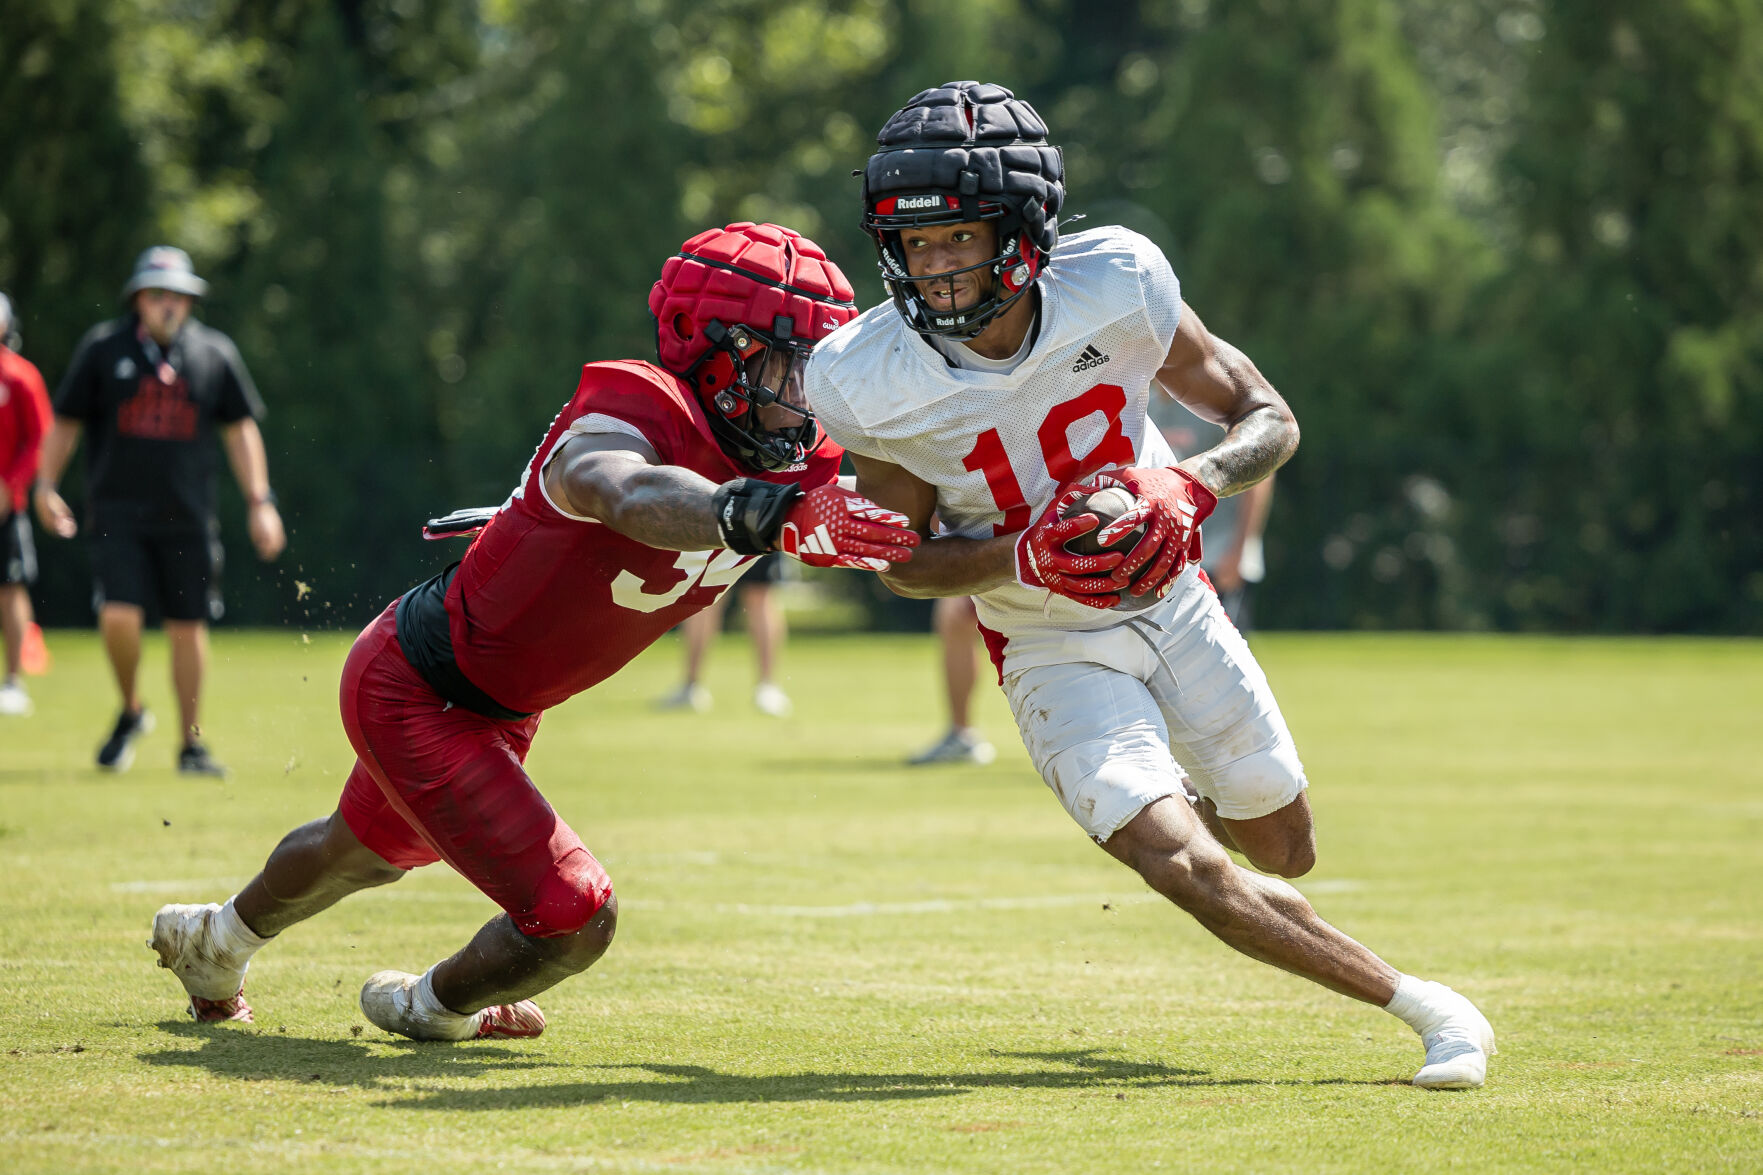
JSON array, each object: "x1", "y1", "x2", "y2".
[{"x1": 2, "y1": 628, "x2": 1761, "y2": 1173}]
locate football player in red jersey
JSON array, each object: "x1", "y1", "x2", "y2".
[{"x1": 147, "y1": 223, "x2": 919, "y2": 1040}]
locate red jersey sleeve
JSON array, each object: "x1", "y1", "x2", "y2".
[
  {"x1": 0, "y1": 351, "x2": 52, "y2": 510},
  {"x1": 443, "y1": 361, "x2": 842, "y2": 714}
]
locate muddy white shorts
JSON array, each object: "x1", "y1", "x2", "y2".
[{"x1": 999, "y1": 568, "x2": 1307, "y2": 841}]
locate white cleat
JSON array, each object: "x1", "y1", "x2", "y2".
[
  {"x1": 149, "y1": 903, "x2": 253, "y2": 1022},
  {"x1": 753, "y1": 682, "x2": 793, "y2": 718},
  {"x1": 0, "y1": 681, "x2": 32, "y2": 716},
  {"x1": 360, "y1": 970, "x2": 545, "y2": 1041},
  {"x1": 1411, "y1": 984, "x2": 1497, "y2": 1090},
  {"x1": 656, "y1": 683, "x2": 712, "y2": 713},
  {"x1": 907, "y1": 727, "x2": 997, "y2": 767}
]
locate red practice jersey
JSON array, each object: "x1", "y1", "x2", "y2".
[
  {"x1": 0, "y1": 346, "x2": 52, "y2": 511},
  {"x1": 441, "y1": 360, "x2": 841, "y2": 714}
]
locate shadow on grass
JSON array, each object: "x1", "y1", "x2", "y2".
[
  {"x1": 143, "y1": 1024, "x2": 1397, "y2": 1107},
  {"x1": 393, "y1": 1048, "x2": 1223, "y2": 1110},
  {"x1": 140, "y1": 1019, "x2": 563, "y2": 1088}
]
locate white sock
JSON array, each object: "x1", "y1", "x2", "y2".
[
  {"x1": 1383, "y1": 973, "x2": 1436, "y2": 1033},
  {"x1": 213, "y1": 897, "x2": 270, "y2": 963},
  {"x1": 415, "y1": 968, "x2": 475, "y2": 1025}
]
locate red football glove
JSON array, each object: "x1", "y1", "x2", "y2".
[
  {"x1": 778, "y1": 484, "x2": 920, "y2": 571},
  {"x1": 1013, "y1": 482, "x2": 1129, "y2": 610},
  {"x1": 1099, "y1": 466, "x2": 1218, "y2": 601}
]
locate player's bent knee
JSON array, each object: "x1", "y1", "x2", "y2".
[
  {"x1": 1244, "y1": 836, "x2": 1316, "y2": 879},
  {"x1": 1221, "y1": 792, "x2": 1316, "y2": 878},
  {"x1": 340, "y1": 853, "x2": 407, "y2": 888},
  {"x1": 1281, "y1": 840, "x2": 1317, "y2": 879},
  {"x1": 515, "y1": 848, "x2": 614, "y2": 940}
]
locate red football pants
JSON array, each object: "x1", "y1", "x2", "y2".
[{"x1": 336, "y1": 605, "x2": 611, "y2": 937}]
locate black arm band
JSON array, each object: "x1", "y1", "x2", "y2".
[{"x1": 712, "y1": 479, "x2": 804, "y2": 555}]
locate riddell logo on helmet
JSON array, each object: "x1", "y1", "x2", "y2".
[{"x1": 894, "y1": 195, "x2": 945, "y2": 211}]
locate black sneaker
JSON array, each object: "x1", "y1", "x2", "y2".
[
  {"x1": 97, "y1": 707, "x2": 154, "y2": 771},
  {"x1": 177, "y1": 742, "x2": 229, "y2": 778}
]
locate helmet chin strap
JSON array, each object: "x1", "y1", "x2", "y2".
[{"x1": 893, "y1": 245, "x2": 1031, "y2": 341}]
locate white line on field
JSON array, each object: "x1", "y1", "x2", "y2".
[
  {"x1": 627, "y1": 880, "x2": 1363, "y2": 918},
  {"x1": 110, "y1": 877, "x2": 1364, "y2": 911},
  {"x1": 109, "y1": 878, "x2": 247, "y2": 894}
]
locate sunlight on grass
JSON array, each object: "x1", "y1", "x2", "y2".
[{"x1": 1, "y1": 630, "x2": 1759, "y2": 1173}]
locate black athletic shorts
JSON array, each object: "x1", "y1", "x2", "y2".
[
  {"x1": 92, "y1": 525, "x2": 224, "y2": 622},
  {"x1": 740, "y1": 552, "x2": 786, "y2": 588},
  {"x1": 1, "y1": 512, "x2": 36, "y2": 586}
]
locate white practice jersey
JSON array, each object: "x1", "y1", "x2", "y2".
[{"x1": 807, "y1": 225, "x2": 1184, "y2": 640}]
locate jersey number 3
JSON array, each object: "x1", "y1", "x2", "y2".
[
  {"x1": 960, "y1": 383, "x2": 1135, "y2": 535},
  {"x1": 611, "y1": 549, "x2": 749, "y2": 614}
]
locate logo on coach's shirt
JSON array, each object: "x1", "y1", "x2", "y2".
[
  {"x1": 114, "y1": 357, "x2": 137, "y2": 380},
  {"x1": 1072, "y1": 344, "x2": 1111, "y2": 372}
]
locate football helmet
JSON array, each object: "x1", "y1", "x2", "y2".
[
  {"x1": 650, "y1": 223, "x2": 858, "y2": 472},
  {"x1": 861, "y1": 81, "x2": 1065, "y2": 340}
]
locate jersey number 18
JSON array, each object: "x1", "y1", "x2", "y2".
[{"x1": 959, "y1": 383, "x2": 1135, "y2": 536}]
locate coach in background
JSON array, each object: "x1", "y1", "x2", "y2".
[
  {"x1": 34, "y1": 247, "x2": 285, "y2": 774},
  {"x1": 1, "y1": 293, "x2": 52, "y2": 716}
]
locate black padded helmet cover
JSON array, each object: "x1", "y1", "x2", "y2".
[
  {"x1": 865, "y1": 81, "x2": 1064, "y2": 253},
  {"x1": 862, "y1": 82, "x2": 1065, "y2": 338}
]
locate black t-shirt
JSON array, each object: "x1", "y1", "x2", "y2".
[{"x1": 53, "y1": 315, "x2": 264, "y2": 532}]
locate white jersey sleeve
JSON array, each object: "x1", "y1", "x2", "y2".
[
  {"x1": 806, "y1": 226, "x2": 1192, "y2": 653},
  {"x1": 804, "y1": 310, "x2": 896, "y2": 463},
  {"x1": 1137, "y1": 238, "x2": 1183, "y2": 351}
]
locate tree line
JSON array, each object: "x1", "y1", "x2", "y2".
[{"x1": 3, "y1": 0, "x2": 1757, "y2": 633}]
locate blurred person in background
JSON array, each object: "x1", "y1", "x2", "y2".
[
  {"x1": 658, "y1": 551, "x2": 794, "y2": 717},
  {"x1": 0, "y1": 292, "x2": 53, "y2": 716},
  {"x1": 905, "y1": 595, "x2": 996, "y2": 765},
  {"x1": 807, "y1": 80, "x2": 1495, "y2": 1089},
  {"x1": 145, "y1": 223, "x2": 917, "y2": 1040},
  {"x1": 1153, "y1": 415, "x2": 1275, "y2": 634},
  {"x1": 34, "y1": 246, "x2": 285, "y2": 774}
]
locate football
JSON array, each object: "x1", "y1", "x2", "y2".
[{"x1": 1060, "y1": 486, "x2": 1161, "y2": 610}]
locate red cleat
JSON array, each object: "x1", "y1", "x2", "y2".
[
  {"x1": 474, "y1": 1000, "x2": 545, "y2": 1038},
  {"x1": 190, "y1": 990, "x2": 254, "y2": 1023}
]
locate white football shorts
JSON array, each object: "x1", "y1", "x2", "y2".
[{"x1": 999, "y1": 566, "x2": 1308, "y2": 842}]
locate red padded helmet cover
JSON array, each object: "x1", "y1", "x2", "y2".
[{"x1": 649, "y1": 222, "x2": 857, "y2": 374}]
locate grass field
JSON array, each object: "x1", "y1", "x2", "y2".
[{"x1": 1, "y1": 627, "x2": 1760, "y2": 1173}]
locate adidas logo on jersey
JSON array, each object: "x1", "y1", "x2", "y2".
[{"x1": 1072, "y1": 344, "x2": 1111, "y2": 372}]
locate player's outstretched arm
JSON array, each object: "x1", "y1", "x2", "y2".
[
  {"x1": 546, "y1": 432, "x2": 727, "y2": 551},
  {"x1": 545, "y1": 433, "x2": 918, "y2": 569}
]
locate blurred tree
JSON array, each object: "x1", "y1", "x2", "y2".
[
  {"x1": 217, "y1": 3, "x2": 444, "y2": 627},
  {"x1": 1057, "y1": 0, "x2": 1495, "y2": 628},
  {"x1": 1468, "y1": 0, "x2": 1763, "y2": 631},
  {"x1": 0, "y1": 0, "x2": 156, "y2": 625},
  {"x1": 430, "y1": 0, "x2": 704, "y2": 507},
  {"x1": 0, "y1": 0, "x2": 154, "y2": 373},
  {"x1": 10, "y1": 0, "x2": 1759, "y2": 633}
]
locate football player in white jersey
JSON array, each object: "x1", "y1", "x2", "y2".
[{"x1": 806, "y1": 80, "x2": 1496, "y2": 1089}]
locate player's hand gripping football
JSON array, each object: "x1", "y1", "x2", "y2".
[
  {"x1": 778, "y1": 484, "x2": 920, "y2": 571},
  {"x1": 1013, "y1": 481, "x2": 1130, "y2": 609},
  {"x1": 1099, "y1": 465, "x2": 1219, "y2": 601}
]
